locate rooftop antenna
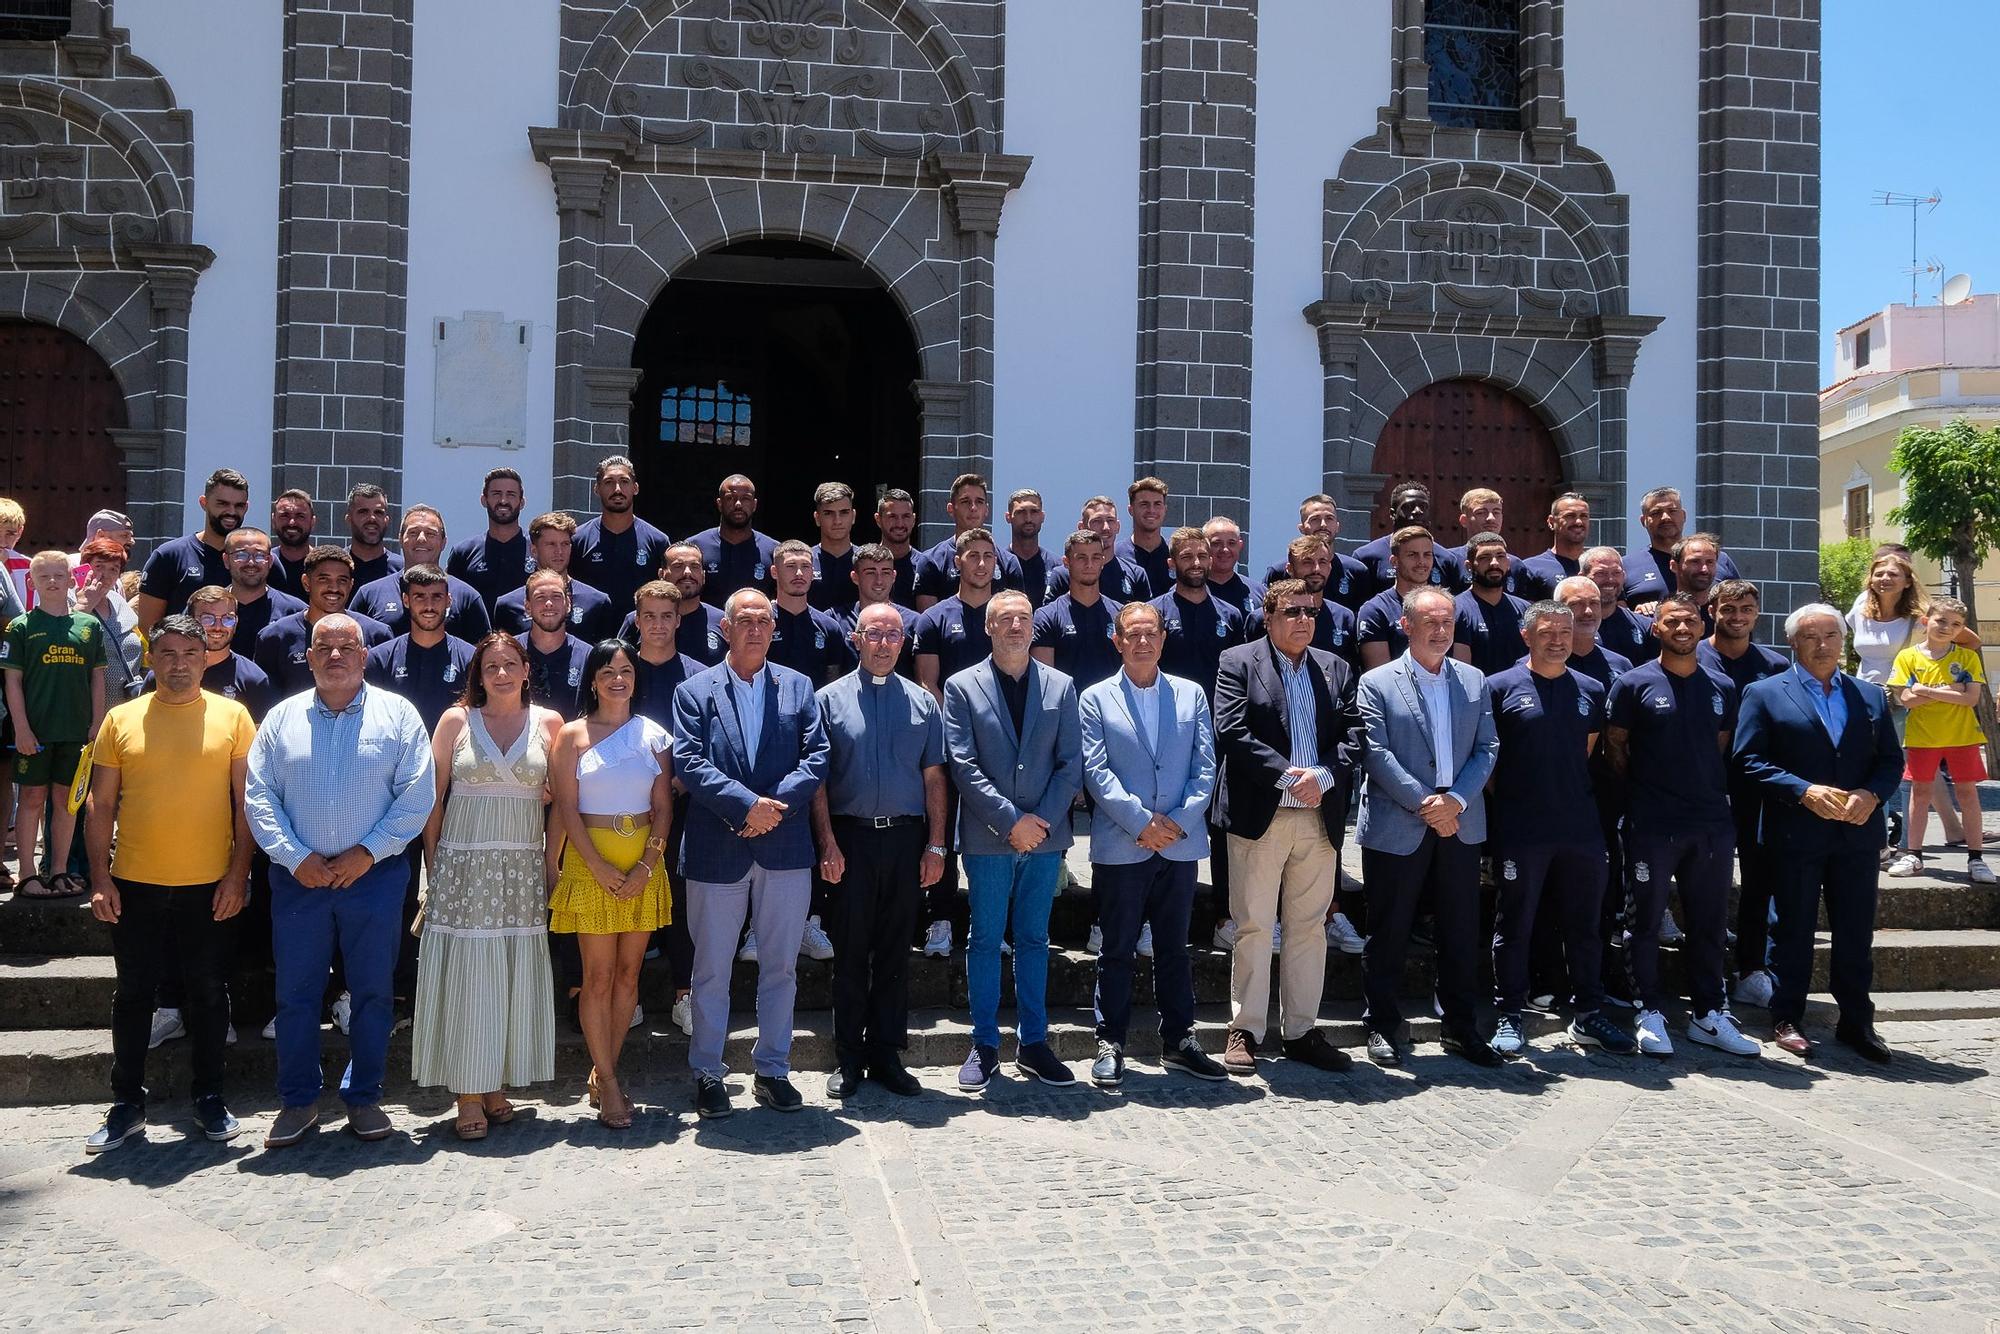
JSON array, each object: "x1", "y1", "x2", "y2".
[{"x1": 1874, "y1": 189, "x2": 1943, "y2": 305}]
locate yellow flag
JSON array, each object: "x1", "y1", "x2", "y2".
[{"x1": 65, "y1": 741, "x2": 93, "y2": 815}]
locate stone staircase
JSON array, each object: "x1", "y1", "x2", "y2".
[{"x1": 3, "y1": 842, "x2": 1998, "y2": 1105}]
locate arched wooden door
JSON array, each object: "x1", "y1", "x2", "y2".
[
  {"x1": 1371, "y1": 378, "x2": 1566, "y2": 555},
  {"x1": 0, "y1": 321, "x2": 129, "y2": 550}
]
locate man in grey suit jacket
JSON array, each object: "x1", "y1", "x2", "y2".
[
  {"x1": 1079, "y1": 602, "x2": 1226, "y2": 1086},
  {"x1": 1357, "y1": 586, "x2": 1501, "y2": 1067},
  {"x1": 942, "y1": 589, "x2": 1082, "y2": 1092}
]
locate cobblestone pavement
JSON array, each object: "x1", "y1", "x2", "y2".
[{"x1": 1, "y1": 1019, "x2": 1996, "y2": 1332}]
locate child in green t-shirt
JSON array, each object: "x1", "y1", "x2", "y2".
[
  {"x1": 1886, "y1": 596, "x2": 1993, "y2": 883},
  {"x1": 0, "y1": 551, "x2": 107, "y2": 897}
]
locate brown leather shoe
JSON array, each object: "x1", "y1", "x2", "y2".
[
  {"x1": 1222, "y1": 1028, "x2": 1258, "y2": 1075},
  {"x1": 1773, "y1": 1022, "x2": 1814, "y2": 1057}
]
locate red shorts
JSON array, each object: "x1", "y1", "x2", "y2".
[{"x1": 1904, "y1": 744, "x2": 1988, "y2": 783}]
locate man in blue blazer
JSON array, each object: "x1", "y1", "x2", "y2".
[
  {"x1": 943, "y1": 589, "x2": 1082, "y2": 1092},
  {"x1": 1734, "y1": 603, "x2": 1902, "y2": 1062},
  {"x1": 1079, "y1": 602, "x2": 1226, "y2": 1086},
  {"x1": 674, "y1": 589, "x2": 829, "y2": 1119},
  {"x1": 1356, "y1": 586, "x2": 1501, "y2": 1067}
]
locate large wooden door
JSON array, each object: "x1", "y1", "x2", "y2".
[
  {"x1": 1371, "y1": 378, "x2": 1566, "y2": 555},
  {"x1": 0, "y1": 321, "x2": 128, "y2": 550}
]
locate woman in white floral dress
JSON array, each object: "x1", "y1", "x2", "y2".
[{"x1": 411, "y1": 634, "x2": 564, "y2": 1139}]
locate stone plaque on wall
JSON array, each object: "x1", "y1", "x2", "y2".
[{"x1": 433, "y1": 310, "x2": 529, "y2": 450}]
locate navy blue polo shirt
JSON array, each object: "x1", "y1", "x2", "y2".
[
  {"x1": 616, "y1": 603, "x2": 727, "y2": 667},
  {"x1": 349, "y1": 571, "x2": 492, "y2": 644},
  {"x1": 252, "y1": 609, "x2": 394, "y2": 697},
  {"x1": 492, "y1": 577, "x2": 619, "y2": 645},
  {"x1": 1453, "y1": 589, "x2": 1530, "y2": 677},
  {"x1": 837, "y1": 601, "x2": 920, "y2": 679},
  {"x1": 348, "y1": 548, "x2": 403, "y2": 589},
  {"x1": 911, "y1": 536, "x2": 1027, "y2": 603},
  {"x1": 1516, "y1": 549, "x2": 1578, "y2": 600},
  {"x1": 915, "y1": 594, "x2": 997, "y2": 684},
  {"x1": 1600, "y1": 604, "x2": 1658, "y2": 665},
  {"x1": 1564, "y1": 643, "x2": 1634, "y2": 691},
  {"x1": 144, "y1": 655, "x2": 277, "y2": 723},
  {"x1": 1209, "y1": 571, "x2": 1263, "y2": 615},
  {"x1": 365, "y1": 633, "x2": 477, "y2": 732},
  {"x1": 139, "y1": 534, "x2": 230, "y2": 614},
  {"x1": 1619, "y1": 545, "x2": 1742, "y2": 606},
  {"x1": 446, "y1": 532, "x2": 532, "y2": 612},
  {"x1": 1696, "y1": 639, "x2": 1790, "y2": 695},
  {"x1": 268, "y1": 550, "x2": 310, "y2": 601},
  {"x1": 889, "y1": 551, "x2": 919, "y2": 608},
  {"x1": 808, "y1": 544, "x2": 855, "y2": 613},
  {"x1": 1013, "y1": 547, "x2": 1053, "y2": 608},
  {"x1": 1030, "y1": 593, "x2": 1121, "y2": 690},
  {"x1": 1247, "y1": 598, "x2": 1360, "y2": 673},
  {"x1": 769, "y1": 602, "x2": 857, "y2": 687},
  {"x1": 633, "y1": 652, "x2": 690, "y2": 732},
  {"x1": 1115, "y1": 536, "x2": 1172, "y2": 599},
  {"x1": 1356, "y1": 588, "x2": 1410, "y2": 660},
  {"x1": 689, "y1": 527, "x2": 778, "y2": 607},
  {"x1": 1152, "y1": 590, "x2": 1244, "y2": 699},
  {"x1": 1261, "y1": 555, "x2": 1369, "y2": 611},
  {"x1": 515, "y1": 631, "x2": 592, "y2": 719},
  {"x1": 571, "y1": 515, "x2": 671, "y2": 617},
  {"x1": 229, "y1": 587, "x2": 308, "y2": 658},
  {"x1": 1442, "y1": 547, "x2": 1545, "y2": 601},
  {"x1": 1047, "y1": 553, "x2": 1151, "y2": 605},
  {"x1": 1486, "y1": 664, "x2": 1607, "y2": 846},
  {"x1": 1352, "y1": 536, "x2": 1457, "y2": 599},
  {"x1": 1607, "y1": 660, "x2": 1739, "y2": 831}
]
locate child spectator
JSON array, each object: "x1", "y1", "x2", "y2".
[
  {"x1": 1887, "y1": 595, "x2": 1995, "y2": 884},
  {"x1": 1, "y1": 551, "x2": 107, "y2": 896}
]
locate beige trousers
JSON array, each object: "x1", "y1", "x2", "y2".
[{"x1": 1227, "y1": 808, "x2": 1337, "y2": 1043}]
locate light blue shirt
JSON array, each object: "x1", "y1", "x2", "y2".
[
  {"x1": 1275, "y1": 649, "x2": 1335, "y2": 808},
  {"x1": 1794, "y1": 662, "x2": 1849, "y2": 741},
  {"x1": 1130, "y1": 676, "x2": 1160, "y2": 754},
  {"x1": 245, "y1": 683, "x2": 437, "y2": 872},
  {"x1": 729, "y1": 663, "x2": 769, "y2": 765}
]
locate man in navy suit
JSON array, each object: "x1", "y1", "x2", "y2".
[
  {"x1": 674, "y1": 589, "x2": 829, "y2": 1119},
  {"x1": 1734, "y1": 603, "x2": 1902, "y2": 1062}
]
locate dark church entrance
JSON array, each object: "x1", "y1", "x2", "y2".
[
  {"x1": 0, "y1": 320, "x2": 129, "y2": 551},
  {"x1": 1372, "y1": 377, "x2": 1567, "y2": 556},
  {"x1": 629, "y1": 239, "x2": 923, "y2": 542}
]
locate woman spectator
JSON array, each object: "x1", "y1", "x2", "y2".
[{"x1": 76, "y1": 537, "x2": 145, "y2": 702}]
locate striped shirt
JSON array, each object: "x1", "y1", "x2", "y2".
[
  {"x1": 245, "y1": 683, "x2": 437, "y2": 872},
  {"x1": 1274, "y1": 648, "x2": 1334, "y2": 809}
]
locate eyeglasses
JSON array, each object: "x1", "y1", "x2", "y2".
[
  {"x1": 1276, "y1": 605, "x2": 1321, "y2": 621},
  {"x1": 195, "y1": 614, "x2": 238, "y2": 628},
  {"x1": 859, "y1": 629, "x2": 905, "y2": 645},
  {"x1": 228, "y1": 551, "x2": 271, "y2": 565}
]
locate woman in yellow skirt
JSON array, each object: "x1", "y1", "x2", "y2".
[{"x1": 548, "y1": 640, "x2": 672, "y2": 1129}]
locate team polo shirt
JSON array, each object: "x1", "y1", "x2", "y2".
[
  {"x1": 268, "y1": 550, "x2": 310, "y2": 601},
  {"x1": 769, "y1": 602, "x2": 857, "y2": 687},
  {"x1": 911, "y1": 536, "x2": 1027, "y2": 603},
  {"x1": 1453, "y1": 590, "x2": 1530, "y2": 677},
  {"x1": 915, "y1": 594, "x2": 996, "y2": 684},
  {"x1": 251, "y1": 610, "x2": 394, "y2": 697},
  {"x1": 1114, "y1": 536, "x2": 1172, "y2": 599},
  {"x1": 1515, "y1": 549, "x2": 1579, "y2": 600},
  {"x1": 837, "y1": 601, "x2": 920, "y2": 679},
  {"x1": 350, "y1": 571, "x2": 493, "y2": 644},
  {"x1": 1443, "y1": 546, "x2": 1542, "y2": 599},
  {"x1": 492, "y1": 577, "x2": 619, "y2": 644},
  {"x1": 229, "y1": 588, "x2": 308, "y2": 658},
  {"x1": 1152, "y1": 590, "x2": 1244, "y2": 699},
  {"x1": 1352, "y1": 536, "x2": 1457, "y2": 599},
  {"x1": 808, "y1": 544, "x2": 856, "y2": 612},
  {"x1": 616, "y1": 603, "x2": 727, "y2": 667},
  {"x1": 633, "y1": 652, "x2": 690, "y2": 732},
  {"x1": 365, "y1": 633, "x2": 477, "y2": 733},
  {"x1": 144, "y1": 654, "x2": 275, "y2": 723},
  {"x1": 139, "y1": 534, "x2": 230, "y2": 615},
  {"x1": 689, "y1": 527, "x2": 778, "y2": 607},
  {"x1": 0, "y1": 609, "x2": 105, "y2": 742},
  {"x1": 1247, "y1": 598, "x2": 1360, "y2": 672},
  {"x1": 446, "y1": 532, "x2": 532, "y2": 612},
  {"x1": 516, "y1": 631, "x2": 592, "y2": 719},
  {"x1": 888, "y1": 551, "x2": 919, "y2": 608},
  {"x1": 1695, "y1": 639, "x2": 1789, "y2": 696},
  {"x1": 1889, "y1": 644, "x2": 1988, "y2": 748},
  {"x1": 348, "y1": 549, "x2": 403, "y2": 589},
  {"x1": 1030, "y1": 594, "x2": 1120, "y2": 689},
  {"x1": 1486, "y1": 664, "x2": 1607, "y2": 846},
  {"x1": 1564, "y1": 643, "x2": 1634, "y2": 691},
  {"x1": 1209, "y1": 571, "x2": 1263, "y2": 615},
  {"x1": 1607, "y1": 660, "x2": 1738, "y2": 831},
  {"x1": 1260, "y1": 554, "x2": 1370, "y2": 611},
  {"x1": 571, "y1": 515, "x2": 672, "y2": 617},
  {"x1": 1619, "y1": 545, "x2": 1742, "y2": 606},
  {"x1": 1356, "y1": 588, "x2": 1412, "y2": 660},
  {"x1": 1600, "y1": 604, "x2": 1658, "y2": 665},
  {"x1": 1013, "y1": 548, "x2": 1052, "y2": 608},
  {"x1": 1047, "y1": 554, "x2": 1151, "y2": 605}
]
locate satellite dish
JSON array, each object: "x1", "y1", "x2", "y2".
[{"x1": 1943, "y1": 272, "x2": 1973, "y2": 305}]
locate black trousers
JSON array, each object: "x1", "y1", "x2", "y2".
[
  {"x1": 1491, "y1": 841, "x2": 1607, "y2": 1013},
  {"x1": 158, "y1": 851, "x2": 270, "y2": 1014},
  {"x1": 1093, "y1": 856, "x2": 1197, "y2": 1046},
  {"x1": 1731, "y1": 781, "x2": 1775, "y2": 977},
  {"x1": 1361, "y1": 832, "x2": 1482, "y2": 1036},
  {"x1": 1770, "y1": 847, "x2": 1877, "y2": 1026},
  {"x1": 110, "y1": 879, "x2": 233, "y2": 1106},
  {"x1": 1622, "y1": 825, "x2": 1732, "y2": 1016},
  {"x1": 830, "y1": 817, "x2": 925, "y2": 1062}
]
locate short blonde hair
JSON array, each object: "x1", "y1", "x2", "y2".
[
  {"x1": 0, "y1": 499, "x2": 24, "y2": 531},
  {"x1": 28, "y1": 549, "x2": 70, "y2": 577},
  {"x1": 1459, "y1": 487, "x2": 1501, "y2": 512}
]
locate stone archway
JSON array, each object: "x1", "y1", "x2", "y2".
[{"x1": 1372, "y1": 378, "x2": 1567, "y2": 556}]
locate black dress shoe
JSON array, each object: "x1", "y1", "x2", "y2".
[
  {"x1": 1366, "y1": 1030, "x2": 1402, "y2": 1067},
  {"x1": 826, "y1": 1065, "x2": 864, "y2": 1099},
  {"x1": 1280, "y1": 1028, "x2": 1353, "y2": 1072},
  {"x1": 753, "y1": 1074, "x2": 804, "y2": 1111},
  {"x1": 1836, "y1": 1022, "x2": 1892, "y2": 1064},
  {"x1": 1441, "y1": 1028, "x2": 1504, "y2": 1067},
  {"x1": 867, "y1": 1053, "x2": 923, "y2": 1097}
]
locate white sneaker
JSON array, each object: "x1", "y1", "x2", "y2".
[
  {"x1": 1136, "y1": 923, "x2": 1154, "y2": 959},
  {"x1": 1212, "y1": 918, "x2": 1238, "y2": 951},
  {"x1": 147, "y1": 1008, "x2": 185, "y2": 1050},
  {"x1": 1529, "y1": 993, "x2": 1557, "y2": 1010},
  {"x1": 1270, "y1": 922, "x2": 1283, "y2": 954},
  {"x1": 671, "y1": 993, "x2": 692, "y2": 1036},
  {"x1": 1886, "y1": 851, "x2": 1924, "y2": 877},
  {"x1": 1658, "y1": 908, "x2": 1684, "y2": 944},
  {"x1": 1636, "y1": 1009, "x2": 1673, "y2": 1057},
  {"x1": 1087, "y1": 924, "x2": 1104, "y2": 955},
  {"x1": 1324, "y1": 912, "x2": 1366, "y2": 955},
  {"x1": 800, "y1": 915, "x2": 835, "y2": 960},
  {"x1": 1687, "y1": 1008, "x2": 1761, "y2": 1057},
  {"x1": 922, "y1": 919, "x2": 953, "y2": 957},
  {"x1": 330, "y1": 992, "x2": 352, "y2": 1036},
  {"x1": 260, "y1": 1017, "x2": 276, "y2": 1040},
  {"x1": 737, "y1": 930, "x2": 759, "y2": 964},
  {"x1": 1000, "y1": 938, "x2": 1013, "y2": 956},
  {"x1": 1972, "y1": 857, "x2": 1997, "y2": 885},
  {"x1": 1731, "y1": 969, "x2": 1775, "y2": 1010},
  {"x1": 629, "y1": 1004, "x2": 644, "y2": 1031}
]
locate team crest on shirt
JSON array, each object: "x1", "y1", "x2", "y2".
[
  {"x1": 1633, "y1": 862, "x2": 1651, "y2": 883},
  {"x1": 1712, "y1": 694, "x2": 1725, "y2": 715},
  {"x1": 1214, "y1": 617, "x2": 1228, "y2": 639},
  {"x1": 567, "y1": 662, "x2": 583, "y2": 687},
  {"x1": 1501, "y1": 860, "x2": 1518, "y2": 881},
  {"x1": 442, "y1": 664, "x2": 459, "y2": 683},
  {"x1": 570, "y1": 606, "x2": 586, "y2": 626},
  {"x1": 524, "y1": 554, "x2": 537, "y2": 573},
  {"x1": 1338, "y1": 573, "x2": 1351, "y2": 595},
  {"x1": 223, "y1": 685, "x2": 240, "y2": 699},
  {"x1": 753, "y1": 563, "x2": 767, "y2": 581},
  {"x1": 708, "y1": 631, "x2": 724, "y2": 652},
  {"x1": 634, "y1": 547, "x2": 646, "y2": 566},
  {"x1": 1329, "y1": 628, "x2": 1346, "y2": 646},
  {"x1": 1577, "y1": 695, "x2": 1591, "y2": 717},
  {"x1": 814, "y1": 627, "x2": 826, "y2": 649}
]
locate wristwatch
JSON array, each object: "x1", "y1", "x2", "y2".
[{"x1": 925, "y1": 844, "x2": 947, "y2": 857}]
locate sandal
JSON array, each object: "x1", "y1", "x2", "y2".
[
  {"x1": 16, "y1": 874, "x2": 61, "y2": 899},
  {"x1": 597, "y1": 1084, "x2": 632, "y2": 1130},
  {"x1": 481, "y1": 1096, "x2": 516, "y2": 1125},
  {"x1": 49, "y1": 874, "x2": 86, "y2": 898},
  {"x1": 585, "y1": 1068, "x2": 601, "y2": 1109},
  {"x1": 453, "y1": 1098, "x2": 488, "y2": 1141}
]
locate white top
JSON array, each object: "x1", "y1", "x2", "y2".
[
  {"x1": 1129, "y1": 677, "x2": 1160, "y2": 753},
  {"x1": 575, "y1": 716, "x2": 670, "y2": 815},
  {"x1": 1410, "y1": 657, "x2": 1456, "y2": 789},
  {"x1": 1847, "y1": 594, "x2": 1915, "y2": 686}
]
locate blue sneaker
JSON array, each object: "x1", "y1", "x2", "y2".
[
  {"x1": 957, "y1": 1044, "x2": 998, "y2": 1092},
  {"x1": 1568, "y1": 1010, "x2": 1638, "y2": 1054},
  {"x1": 1014, "y1": 1041, "x2": 1076, "y2": 1087},
  {"x1": 85, "y1": 1103, "x2": 144, "y2": 1155}
]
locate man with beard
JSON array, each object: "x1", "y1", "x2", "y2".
[
  {"x1": 1006, "y1": 488, "x2": 1053, "y2": 608},
  {"x1": 1260, "y1": 496, "x2": 1369, "y2": 611},
  {"x1": 1670, "y1": 532, "x2": 1724, "y2": 633},
  {"x1": 913, "y1": 474, "x2": 1026, "y2": 609},
  {"x1": 1032, "y1": 529, "x2": 1124, "y2": 692},
  {"x1": 344, "y1": 484, "x2": 402, "y2": 588},
  {"x1": 1357, "y1": 527, "x2": 1437, "y2": 671},
  {"x1": 183, "y1": 586, "x2": 277, "y2": 721},
  {"x1": 1584, "y1": 545, "x2": 1657, "y2": 665},
  {"x1": 136, "y1": 468, "x2": 248, "y2": 629},
  {"x1": 1203, "y1": 516, "x2": 1263, "y2": 615},
  {"x1": 223, "y1": 527, "x2": 307, "y2": 658},
  {"x1": 570, "y1": 455, "x2": 671, "y2": 618},
  {"x1": 268, "y1": 489, "x2": 317, "y2": 600},
  {"x1": 1354, "y1": 484, "x2": 1458, "y2": 596},
  {"x1": 619, "y1": 543, "x2": 727, "y2": 667},
  {"x1": 1117, "y1": 477, "x2": 1174, "y2": 597},
  {"x1": 1246, "y1": 536, "x2": 1361, "y2": 673},
  {"x1": 446, "y1": 468, "x2": 531, "y2": 612},
  {"x1": 873, "y1": 488, "x2": 922, "y2": 608},
  {"x1": 349, "y1": 505, "x2": 492, "y2": 643},
  {"x1": 253, "y1": 547, "x2": 393, "y2": 696},
  {"x1": 767, "y1": 540, "x2": 855, "y2": 689},
  {"x1": 1619, "y1": 487, "x2": 1740, "y2": 609},
  {"x1": 514, "y1": 568, "x2": 592, "y2": 719},
  {"x1": 807, "y1": 483, "x2": 859, "y2": 613},
  {"x1": 839, "y1": 543, "x2": 920, "y2": 678},
  {"x1": 364, "y1": 566, "x2": 477, "y2": 733},
  {"x1": 691, "y1": 473, "x2": 779, "y2": 608},
  {"x1": 1046, "y1": 497, "x2": 1152, "y2": 603},
  {"x1": 1152, "y1": 527, "x2": 1244, "y2": 701},
  {"x1": 493, "y1": 512, "x2": 618, "y2": 642},
  {"x1": 1451, "y1": 533, "x2": 1531, "y2": 676},
  {"x1": 1518, "y1": 493, "x2": 1593, "y2": 596}
]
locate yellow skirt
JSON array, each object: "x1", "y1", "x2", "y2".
[{"x1": 549, "y1": 824, "x2": 671, "y2": 936}]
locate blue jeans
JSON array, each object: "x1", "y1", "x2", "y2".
[
  {"x1": 964, "y1": 851, "x2": 1062, "y2": 1050},
  {"x1": 270, "y1": 857, "x2": 405, "y2": 1108}
]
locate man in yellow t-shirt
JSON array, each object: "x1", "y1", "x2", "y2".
[
  {"x1": 82, "y1": 614, "x2": 256, "y2": 1155},
  {"x1": 1885, "y1": 595, "x2": 1993, "y2": 884}
]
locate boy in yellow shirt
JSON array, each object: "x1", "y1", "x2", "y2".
[{"x1": 1886, "y1": 596, "x2": 1993, "y2": 883}]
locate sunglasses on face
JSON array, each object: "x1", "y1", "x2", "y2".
[{"x1": 1276, "y1": 605, "x2": 1321, "y2": 621}]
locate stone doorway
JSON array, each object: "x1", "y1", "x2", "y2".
[
  {"x1": 1372, "y1": 378, "x2": 1566, "y2": 555},
  {"x1": 0, "y1": 320, "x2": 130, "y2": 551}
]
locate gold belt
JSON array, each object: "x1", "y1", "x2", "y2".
[{"x1": 579, "y1": 812, "x2": 649, "y2": 835}]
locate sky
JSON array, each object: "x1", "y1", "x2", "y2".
[{"x1": 1821, "y1": 0, "x2": 1998, "y2": 383}]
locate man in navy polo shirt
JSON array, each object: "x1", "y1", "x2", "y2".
[
  {"x1": 136, "y1": 467, "x2": 247, "y2": 630},
  {"x1": 1585, "y1": 545, "x2": 1657, "y2": 665},
  {"x1": 1444, "y1": 489, "x2": 1545, "y2": 600},
  {"x1": 839, "y1": 543, "x2": 920, "y2": 679},
  {"x1": 1246, "y1": 536, "x2": 1360, "y2": 673},
  {"x1": 253, "y1": 546, "x2": 393, "y2": 696},
  {"x1": 223, "y1": 527, "x2": 306, "y2": 659},
  {"x1": 570, "y1": 454, "x2": 671, "y2": 618},
  {"x1": 1451, "y1": 534, "x2": 1530, "y2": 677},
  {"x1": 913, "y1": 474, "x2": 1026, "y2": 609},
  {"x1": 1260, "y1": 495, "x2": 1369, "y2": 611},
  {"x1": 1203, "y1": 516, "x2": 1263, "y2": 615},
  {"x1": 1005, "y1": 488, "x2": 1053, "y2": 609},
  {"x1": 768, "y1": 539, "x2": 856, "y2": 688},
  {"x1": 1032, "y1": 530, "x2": 1122, "y2": 691},
  {"x1": 267, "y1": 488, "x2": 317, "y2": 601},
  {"x1": 1517, "y1": 492, "x2": 1593, "y2": 597},
  {"x1": 1047, "y1": 497, "x2": 1152, "y2": 604},
  {"x1": 1116, "y1": 477, "x2": 1174, "y2": 597},
  {"x1": 514, "y1": 568, "x2": 591, "y2": 719},
  {"x1": 349, "y1": 504, "x2": 491, "y2": 642},
  {"x1": 1620, "y1": 486, "x2": 1740, "y2": 609},
  {"x1": 1605, "y1": 595, "x2": 1760, "y2": 1060},
  {"x1": 363, "y1": 567, "x2": 477, "y2": 733},
  {"x1": 1353, "y1": 484, "x2": 1459, "y2": 596},
  {"x1": 620, "y1": 542, "x2": 726, "y2": 668},
  {"x1": 343, "y1": 484, "x2": 402, "y2": 588},
  {"x1": 1152, "y1": 526, "x2": 1244, "y2": 700},
  {"x1": 493, "y1": 512, "x2": 617, "y2": 642},
  {"x1": 873, "y1": 488, "x2": 922, "y2": 608},
  {"x1": 1484, "y1": 601, "x2": 1635, "y2": 1057},
  {"x1": 691, "y1": 473, "x2": 780, "y2": 609},
  {"x1": 1668, "y1": 531, "x2": 1724, "y2": 634},
  {"x1": 1357, "y1": 527, "x2": 1436, "y2": 670},
  {"x1": 807, "y1": 482, "x2": 859, "y2": 613},
  {"x1": 445, "y1": 467, "x2": 531, "y2": 613}
]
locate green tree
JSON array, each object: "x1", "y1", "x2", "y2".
[{"x1": 1818, "y1": 536, "x2": 1872, "y2": 614}]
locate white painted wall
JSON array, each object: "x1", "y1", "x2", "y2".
[
  {"x1": 1567, "y1": 1, "x2": 1701, "y2": 532},
  {"x1": 1248, "y1": 0, "x2": 1388, "y2": 576},
  {"x1": 121, "y1": 0, "x2": 284, "y2": 532},
  {"x1": 991, "y1": 0, "x2": 1142, "y2": 535},
  {"x1": 400, "y1": 0, "x2": 561, "y2": 544}
]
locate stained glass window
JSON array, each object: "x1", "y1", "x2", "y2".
[
  {"x1": 1426, "y1": 0, "x2": 1520, "y2": 130},
  {"x1": 0, "y1": 2, "x2": 71, "y2": 40},
  {"x1": 660, "y1": 383, "x2": 752, "y2": 447}
]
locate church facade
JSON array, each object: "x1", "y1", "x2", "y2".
[{"x1": 0, "y1": 0, "x2": 1820, "y2": 605}]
